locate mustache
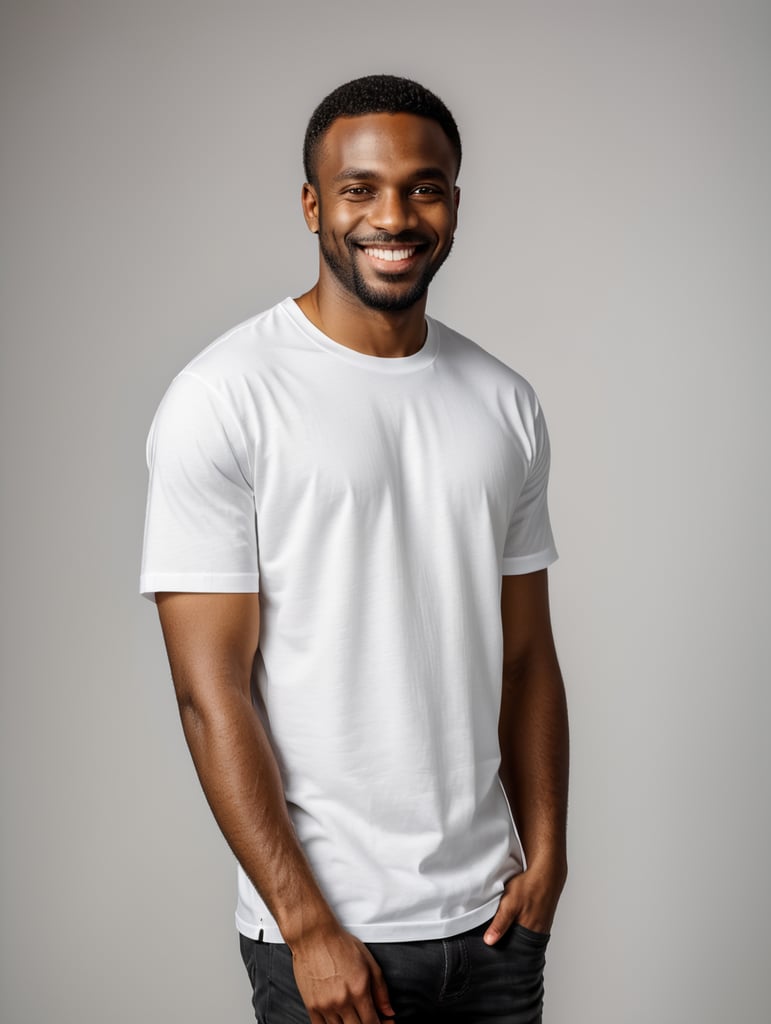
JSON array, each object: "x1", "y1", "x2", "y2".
[{"x1": 349, "y1": 233, "x2": 431, "y2": 247}]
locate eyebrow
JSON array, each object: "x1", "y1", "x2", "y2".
[{"x1": 331, "y1": 166, "x2": 452, "y2": 184}]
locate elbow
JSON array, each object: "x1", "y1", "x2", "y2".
[
  {"x1": 171, "y1": 668, "x2": 250, "y2": 731},
  {"x1": 501, "y1": 651, "x2": 531, "y2": 692}
]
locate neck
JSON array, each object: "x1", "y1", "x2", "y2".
[{"x1": 295, "y1": 276, "x2": 428, "y2": 359}]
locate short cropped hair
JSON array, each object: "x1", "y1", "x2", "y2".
[{"x1": 303, "y1": 74, "x2": 462, "y2": 186}]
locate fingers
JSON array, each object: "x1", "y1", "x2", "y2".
[
  {"x1": 306, "y1": 988, "x2": 378, "y2": 1024},
  {"x1": 343, "y1": 949, "x2": 393, "y2": 1024},
  {"x1": 306, "y1": 979, "x2": 382, "y2": 1024},
  {"x1": 294, "y1": 932, "x2": 393, "y2": 1024},
  {"x1": 365, "y1": 951, "x2": 395, "y2": 1020},
  {"x1": 484, "y1": 867, "x2": 563, "y2": 945},
  {"x1": 483, "y1": 888, "x2": 519, "y2": 945}
]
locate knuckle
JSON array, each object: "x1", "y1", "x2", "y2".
[
  {"x1": 318, "y1": 988, "x2": 344, "y2": 1013},
  {"x1": 351, "y1": 978, "x2": 368, "y2": 1000}
]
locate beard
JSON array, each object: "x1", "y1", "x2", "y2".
[{"x1": 318, "y1": 230, "x2": 454, "y2": 313}]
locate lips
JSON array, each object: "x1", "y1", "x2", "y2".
[
  {"x1": 362, "y1": 246, "x2": 417, "y2": 261},
  {"x1": 355, "y1": 241, "x2": 428, "y2": 272}
]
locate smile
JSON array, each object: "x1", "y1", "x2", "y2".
[{"x1": 362, "y1": 246, "x2": 417, "y2": 262}]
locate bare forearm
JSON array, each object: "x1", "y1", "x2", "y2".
[
  {"x1": 178, "y1": 685, "x2": 334, "y2": 944},
  {"x1": 157, "y1": 592, "x2": 392, "y2": 1020},
  {"x1": 499, "y1": 650, "x2": 569, "y2": 876},
  {"x1": 484, "y1": 650, "x2": 568, "y2": 944},
  {"x1": 179, "y1": 687, "x2": 395, "y2": 1019}
]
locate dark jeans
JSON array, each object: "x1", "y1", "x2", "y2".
[{"x1": 239, "y1": 919, "x2": 549, "y2": 1022}]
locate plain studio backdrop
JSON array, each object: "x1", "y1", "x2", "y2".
[{"x1": 1, "y1": 2, "x2": 769, "y2": 1021}]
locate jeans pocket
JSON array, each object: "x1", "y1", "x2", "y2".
[
  {"x1": 511, "y1": 923, "x2": 551, "y2": 946},
  {"x1": 466, "y1": 925, "x2": 547, "y2": 1021}
]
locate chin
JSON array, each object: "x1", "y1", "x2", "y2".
[
  {"x1": 351, "y1": 268, "x2": 435, "y2": 312},
  {"x1": 356, "y1": 285, "x2": 428, "y2": 312}
]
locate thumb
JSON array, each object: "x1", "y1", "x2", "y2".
[{"x1": 484, "y1": 893, "x2": 519, "y2": 947}]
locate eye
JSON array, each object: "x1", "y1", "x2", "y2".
[
  {"x1": 411, "y1": 185, "x2": 442, "y2": 197},
  {"x1": 343, "y1": 186, "x2": 372, "y2": 198}
]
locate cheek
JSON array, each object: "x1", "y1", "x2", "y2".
[
  {"x1": 427, "y1": 213, "x2": 455, "y2": 249},
  {"x1": 320, "y1": 201, "x2": 360, "y2": 235}
]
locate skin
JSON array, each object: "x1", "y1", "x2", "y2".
[
  {"x1": 156, "y1": 112, "x2": 568, "y2": 1023},
  {"x1": 488, "y1": 570, "x2": 569, "y2": 945},
  {"x1": 296, "y1": 112, "x2": 460, "y2": 357}
]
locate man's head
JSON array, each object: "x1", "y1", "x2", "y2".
[
  {"x1": 302, "y1": 76, "x2": 462, "y2": 313},
  {"x1": 303, "y1": 75, "x2": 462, "y2": 188}
]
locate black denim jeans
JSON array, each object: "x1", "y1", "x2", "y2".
[{"x1": 239, "y1": 919, "x2": 549, "y2": 1022}]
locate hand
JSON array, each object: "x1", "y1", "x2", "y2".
[
  {"x1": 483, "y1": 863, "x2": 566, "y2": 946},
  {"x1": 290, "y1": 923, "x2": 395, "y2": 1024}
]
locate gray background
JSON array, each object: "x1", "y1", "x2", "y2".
[{"x1": 2, "y1": 1, "x2": 770, "y2": 1021}]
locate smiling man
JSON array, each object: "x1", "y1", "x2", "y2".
[
  {"x1": 304, "y1": 108, "x2": 457, "y2": 319},
  {"x1": 141, "y1": 75, "x2": 568, "y2": 1024}
]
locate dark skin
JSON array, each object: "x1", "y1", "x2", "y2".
[
  {"x1": 491, "y1": 569, "x2": 569, "y2": 944},
  {"x1": 296, "y1": 112, "x2": 460, "y2": 355},
  {"x1": 157, "y1": 112, "x2": 568, "y2": 1024}
]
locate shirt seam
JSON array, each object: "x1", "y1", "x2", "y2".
[
  {"x1": 281, "y1": 298, "x2": 441, "y2": 374},
  {"x1": 177, "y1": 369, "x2": 256, "y2": 486}
]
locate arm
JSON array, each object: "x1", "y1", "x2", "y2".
[
  {"x1": 484, "y1": 568, "x2": 569, "y2": 945},
  {"x1": 156, "y1": 592, "x2": 394, "y2": 1024}
]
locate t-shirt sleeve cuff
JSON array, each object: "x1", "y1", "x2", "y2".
[
  {"x1": 501, "y1": 546, "x2": 558, "y2": 576},
  {"x1": 139, "y1": 572, "x2": 260, "y2": 602}
]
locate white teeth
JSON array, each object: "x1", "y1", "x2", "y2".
[{"x1": 363, "y1": 247, "x2": 415, "y2": 261}]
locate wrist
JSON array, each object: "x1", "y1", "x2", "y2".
[
  {"x1": 525, "y1": 849, "x2": 568, "y2": 887},
  {"x1": 278, "y1": 899, "x2": 340, "y2": 952}
]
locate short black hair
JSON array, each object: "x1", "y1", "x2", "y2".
[{"x1": 303, "y1": 74, "x2": 462, "y2": 186}]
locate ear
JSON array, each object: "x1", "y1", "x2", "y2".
[
  {"x1": 453, "y1": 186, "x2": 461, "y2": 230},
  {"x1": 301, "y1": 182, "x2": 320, "y2": 234}
]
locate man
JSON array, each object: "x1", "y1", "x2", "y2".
[{"x1": 141, "y1": 75, "x2": 568, "y2": 1023}]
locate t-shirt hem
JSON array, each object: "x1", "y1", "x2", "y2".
[
  {"x1": 235, "y1": 894, "x2": 503, "y2": 944},
  {"x1": 139, "y1": 572, "x2": 260, "y2": 603},
  {"x1": 501, "y1": 546, "x2": 558, "y2": 576}
]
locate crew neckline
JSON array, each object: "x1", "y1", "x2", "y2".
[{"x1": 281, "y1": 297, "x2": 439, "y2": 374}]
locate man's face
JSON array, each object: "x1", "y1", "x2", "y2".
[{"x1": 305, "y1": 112, "x2": 460, "y2": 313}]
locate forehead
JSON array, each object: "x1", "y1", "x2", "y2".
[{"x1": 316, "y1": 112, "x2": 457, "y2": 182}]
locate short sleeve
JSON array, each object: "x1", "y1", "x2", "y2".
[
  {"x1": 501, "y1": 397, "x2": 558, "y2": 575},
  {"x1": 140, "y1": 371, "x2": 259, "y2": 600}
]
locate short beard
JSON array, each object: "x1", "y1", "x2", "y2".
[{"x1": 318, "y1": 232, "x2": 453, "y2": 313}]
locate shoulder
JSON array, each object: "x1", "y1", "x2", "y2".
[
  {"x1": 429, "y1": 316, "x2": 542, "y2": 410},
  {"x1": 147, "y1": 301, "x2": 293, "y2": 457},
  {"x1": 180, "y1": 299, "x2": 295, "y2": 387},
  {"x1": 151, "y1": 298, "x2": 302, "y2": 421}
]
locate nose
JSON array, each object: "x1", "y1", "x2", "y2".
[{"x1": 368, "y1": 188, "x2": 418, "y2": 235}]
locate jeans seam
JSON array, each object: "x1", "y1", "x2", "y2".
[
  {"x1": 440, "y1": 938, "x2": 451, "y2": 1000},
  {"x1": 457, "y1": 936, "x2": 471, "y2": 999},
  {"x1": 438, "y1": 936, "x2": 471, "y2": 1003},
  {"x1": 264, "y1": 942, "x2": 273, "y2": 1023}
]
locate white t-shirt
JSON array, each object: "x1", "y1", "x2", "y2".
[{"x1": 141, "y1": 297, "x2": 557, "y2": 942}]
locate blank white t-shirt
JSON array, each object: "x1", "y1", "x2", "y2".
[{"x1": 141, "y1": 298, "x2": 557, "y2": 942}]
